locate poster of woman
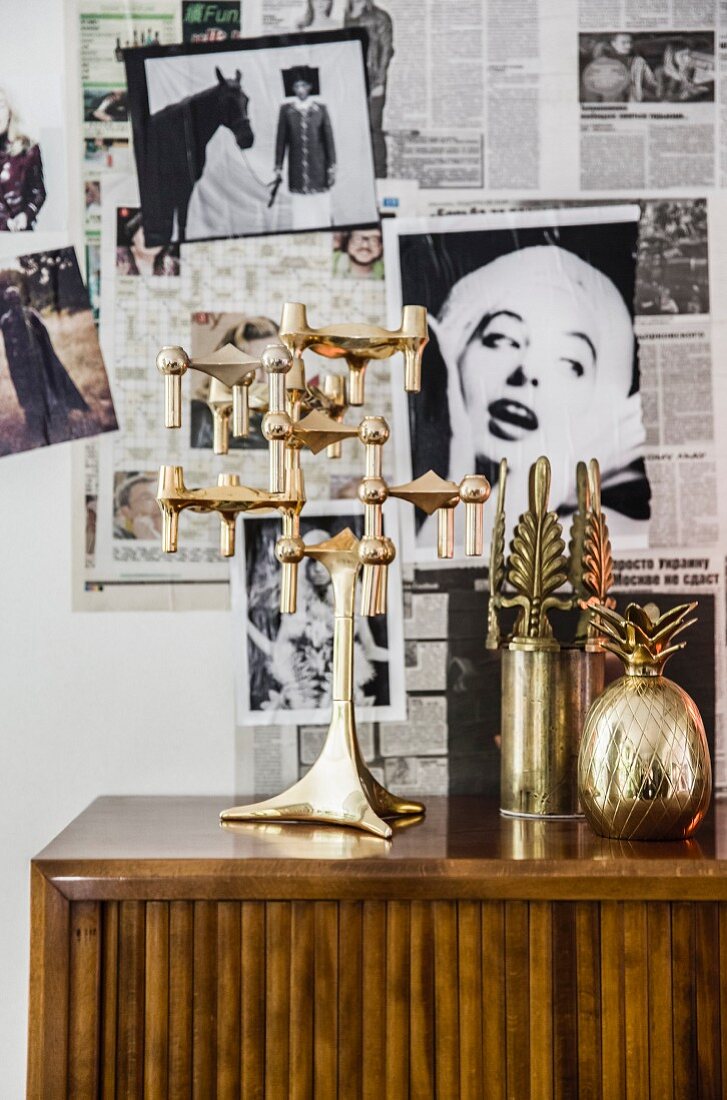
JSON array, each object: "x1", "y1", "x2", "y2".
[{"x1": 384, "y1": 205, "x2": 650, "y2": 560}]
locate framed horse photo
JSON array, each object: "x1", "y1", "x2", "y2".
[{"x1": 123, "y1": 30, "x2": 379, "y2": 245}]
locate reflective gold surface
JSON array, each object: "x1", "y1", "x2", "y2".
[
  {"x1": 485, "y1": 458, "x2": 507, "y2": 650},
  {"x1": 502, "y1": 456, "x2": 571, "y2": 649},
  {"x1": 500, "y1": 648, "x2": 605, "y2": 818},
  {"x1": 578, "y1": 602, "x2": 712, "y2": 840},
  {"x1": 155, "y1": 310, "x2": 489, "y2": 838},
  {"x1": 278, "y1": 301, "x2": 428, "y2": 405},
  {"x1": 221, "y1": 529, "x2": 424, "y2": 838}
]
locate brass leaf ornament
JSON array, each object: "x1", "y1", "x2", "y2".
[
  {"x1": 502, "y1": 456, "x2": 571, "y2": 647},
  {"x1": 574, "y1": 458, "x2": 615, "y2": 642}
]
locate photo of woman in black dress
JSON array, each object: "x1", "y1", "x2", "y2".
[{"x1": 0, "y1": 248, "x2": 117, "y2": 456}]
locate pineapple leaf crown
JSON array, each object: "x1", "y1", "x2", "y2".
[{"x1": 588, "y1": 601, "x2": 698, "y2": 676}]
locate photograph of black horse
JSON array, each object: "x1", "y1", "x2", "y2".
[
  {"x1": 141, "y1": 67, "x2": 253, "y2": 244},
  {"x1": 124, "y1": 32, "x2": 379, "y2": 244}
]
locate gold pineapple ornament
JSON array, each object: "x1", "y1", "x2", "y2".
[{"x1": 578, "y1": 602, "x2": 712, "y2": 840}]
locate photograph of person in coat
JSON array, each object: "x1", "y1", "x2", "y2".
[{"x1": 273, "y1": 65, "x2": 336, "y2": 230}]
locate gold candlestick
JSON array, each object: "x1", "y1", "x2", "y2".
[{"x1": 155, "y1": 307, "x2": 490, "y2": 835}]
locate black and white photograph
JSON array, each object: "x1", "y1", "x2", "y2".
[
  {"x1": 232, "y1": 504, "x2": 406, "y2": 726},
  {"x1": 384, "y1": 205, "x2": 650, "y2": 559},
  {"x1": 636, "y1": 199, "x2": 709, "y2": 315},
  {"x1": 189, "y1": 310, "x2": 277, "y2": 450},
  {"x1": 115, "y1": 206, "x2": 180, "y2": 277},
  {"x1": 0, "y1": 247, "x2": 117, "y2": 457},
  {"x1": 123, "y1": 30, "x2": 378, "y2": 245},
  {"x1": 579, "y1": 32, "x2": 714, "y2": 105}
]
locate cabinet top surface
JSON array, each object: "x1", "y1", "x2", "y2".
[{"x1": 33, "y1": 795, "x2": 727, "y2": 876}]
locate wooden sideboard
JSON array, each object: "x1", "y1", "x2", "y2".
[{"x1": 28, "y1": 794, "x2": 727, "y2": 1099}]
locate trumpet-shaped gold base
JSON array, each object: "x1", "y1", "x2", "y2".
[{"x1": 221, "y1": 701, "x2": 423, "y2": 839}]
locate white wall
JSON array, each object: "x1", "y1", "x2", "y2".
[{"x1": 0, "y1": 4, "x2": 236, "y2": 1094}]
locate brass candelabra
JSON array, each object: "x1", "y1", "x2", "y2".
[{"x1": 155, "y1": 304, "x2": 491, "y2": 837}]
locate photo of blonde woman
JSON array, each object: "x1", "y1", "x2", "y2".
[{"x1": 0, "y1": 87, "x2": 46, "y2": 231}]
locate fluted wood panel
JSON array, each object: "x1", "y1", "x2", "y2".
[{"x1": 61, "y1": 898, "x2": 726, "y2": 1098}]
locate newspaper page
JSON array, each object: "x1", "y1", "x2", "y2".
[
  {"x1": 578, "y1": 7, "x2": 717, "y2": 191},
  {"x1": 79, "y1": 1, "x2": 181, "y2": 321}
]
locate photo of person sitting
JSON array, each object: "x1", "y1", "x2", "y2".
[
  {"x1": 656, "y1": 42, "x2": 711, "y2": 102},
  {"x1": 581, "y1": 33, "x2": 657, "y2": 103},
  {"x1": 0, "y1": 88, "x2": 46, "y2": 231},
  {"x1": 84, "y1": 89, "x2": 128, "y2": 122},
  {"x1": 273, "y1": 65, "x2": 336, "y2": 231},
  {"x1": 580, "y1": 32, "x2": 714, "y2": 105}
]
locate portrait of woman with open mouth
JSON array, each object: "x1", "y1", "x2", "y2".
[{"x1": 397, "y1": 214, "x2": 650, "y2": 550}]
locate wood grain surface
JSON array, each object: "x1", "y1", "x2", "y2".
[{"x1": 27, "y1": 795, "x2": 727, "y2": 1097}]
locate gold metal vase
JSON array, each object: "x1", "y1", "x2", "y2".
[
  {"x1": 501, "y1": 648, "x2": 605, "y2": 818},
  {"x1": 578, "y1": 603, "x2": 712, "y2": 840}
]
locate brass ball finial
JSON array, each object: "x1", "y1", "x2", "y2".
[
  {"x1": 275, "y1": 535, "x2": 306, "y2": 564},
  {"x1": 261, "y1": 344, "x2": 293, "y2": 374},
  {"x1": 358, "y1": 416, "x2": 390, "y2": 446},
  {"x1": 359, "y1": 535, "x2": 396, "y2": 566},
  {"x1": 459, "y1": 474, "x2": 491, "y2": 505},
  {"x1": 157, "y1": 346, "x2": 189, "y2": 428},
  {"x1": 156, "y1": 346, "x2": 189, "y2": 376}
]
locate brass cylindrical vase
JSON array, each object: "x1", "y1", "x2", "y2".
[{"x1": 500, "y1": 648, "x2": 605, "y2": 818}]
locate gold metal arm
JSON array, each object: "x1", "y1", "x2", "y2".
[
  {"x1": 278, "y1": 301, "x2": 429, "y2": 406},
  {"x1": 156, "y1": 464, "x2": 303, "y2": 556},
  {"x1": 156, "y1": 345, "x2": 189, "y2": 428},
  {"x1": 261, "y1": 344, "x2": 294, "y2": 493},
  {"x1": 389, "y1": 470, "x2": 490, "y2": 559},
  {"x1": 321, "y1": 373, "x2": 346, "y2": 458},
  {"x1": 191, "y1": 343, "x2": 260, "y2": 447},
  {"x1": 357, "y1": 416, "x2": 395, "y2": 616},
  {"x1": 156, "y1": 343, "x2": 262, "y2": 448},
  {"x1": 291, "y1": 409, "x2": 360, "y2": 453}
]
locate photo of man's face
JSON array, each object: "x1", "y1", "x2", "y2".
[
  {"x1": 347, "y1": 229, "x2": 382, "y2": 267},
  {"x1": 293, "y1": 79, "x2": 312, "y2": 99},
  {"x1": 114, "y1": 474, "x2": 162, "y2": 539}
]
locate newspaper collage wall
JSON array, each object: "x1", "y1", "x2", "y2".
[{"x1": 59, "y1": 0, "x2": 727, "y2": 799}]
